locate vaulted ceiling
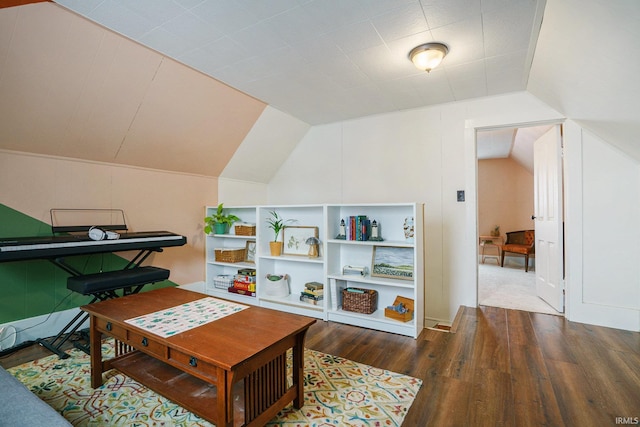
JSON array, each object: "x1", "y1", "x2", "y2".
[
  {"x1": 1, "y1": 0, "x2": 639, "y2": 177},
  {"x1": 51, "y1": 0, "x2": 544, "y2": 126}
]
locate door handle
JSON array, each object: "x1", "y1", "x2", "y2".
[{"x1": 531, "y1": 215, "x2": 536, "y2": 220}]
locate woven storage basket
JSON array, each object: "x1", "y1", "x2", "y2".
[
  {"x1": 234, "y1": 224, "x2": 256, "y2": 236},
  {"x1": 214, "y1": 248, "x2": 245, "y2": 263},
  {"x1": 342, "y1": 288, "x2": 378, "y2": 314},
  {"x1": 213, "y1": 275, "x2": 234, "y2": 289}
]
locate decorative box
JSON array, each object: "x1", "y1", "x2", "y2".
[
  {"x1": 384, "y1": 296, "x2": 414, "y2": 322},
  {"x1": 342, "y1": 287, "x2": 377, "y2": 314},
  {"x1": 214, "y1": 248, "x2": 245, "y2": 263}
]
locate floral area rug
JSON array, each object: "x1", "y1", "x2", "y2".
[{"x1": 8, "y1": 342, "x2": 421, "y2": 426}]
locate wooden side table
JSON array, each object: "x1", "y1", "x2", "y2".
[{"x1": 479, "y1": 235, "x2": 503, "y2": 264}]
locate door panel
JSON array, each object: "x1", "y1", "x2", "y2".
[{"x1": 533, "y1": 125, "x2": 564, "y2": 312}]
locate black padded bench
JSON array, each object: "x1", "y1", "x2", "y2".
[
  {"x1": 67, "y1": 266, "x2": 170, "y2": 297},
  {"x1": 38, "y1": 266, "x2": 170, "y2": 358}
]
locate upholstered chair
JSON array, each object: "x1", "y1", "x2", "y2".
[{"x1": 500, "y1": 230, "x2": 535, "y2": 272}]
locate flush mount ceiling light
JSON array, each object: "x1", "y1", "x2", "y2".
[{"x1": 409, "y1": 42, "x2": 449, "y2": 73}]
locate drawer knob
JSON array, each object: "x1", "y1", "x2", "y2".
[
  {"x1": 141, "y1": 337, "x2": 148, "y2": 347},
  {"x1": 190, "y1": 356, "x2": 198, "y2": 367},
  {"x1": 106, "y1": 322, "x2": 112, "y2": 331}
]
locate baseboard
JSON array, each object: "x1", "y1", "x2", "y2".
[
  {"x1": 424, "y1": 316, "x2": 455, "y2": 333},
  {"x1": 1, "y1": 282, "x2": 207, "y2": 350},
  {"x1": 179, "y1": 281, "x2": 206, "y2": 294},
  {"x1": 0, "y1": 307, "x2": 86, "y2": 348}
]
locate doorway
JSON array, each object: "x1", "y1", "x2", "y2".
[{"x1": 476, "y1": 124, "x2": 562, "y2": 315}]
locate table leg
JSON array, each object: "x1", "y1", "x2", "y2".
[
  {"x1": 89, "y1": 315, "x2": 103, "y2": 388},
  {"x1": 217, "y1": 367, "x2": 234, "y2": 427},
  {"x1": 292, "y1": 329, "x2": 309, "y2": 408}
]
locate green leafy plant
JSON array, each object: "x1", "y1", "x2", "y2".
[
  {"x1": 204, "y1": 203, "x2": 240, "y2": 234},
  {"x1": 266, "y1": 210, "x2": 293, "y2": 242}
]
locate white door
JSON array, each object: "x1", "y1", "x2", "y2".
[{"x1": 533, "y1": 125, "x2": 564, "y2": 312}]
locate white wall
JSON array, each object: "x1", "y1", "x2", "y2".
[
  {"x1": 564, "y1": 121, "x2": 640, "y2": 331},
  {"x1": 266, "y1": 91, "x2": 562, "y2": 324},
  {"x1": 477, "y1": 158, "x2": 534, "y2": 236},
  {"x1": 221, "y1": 91, "x2": 640, "y2": 332}
]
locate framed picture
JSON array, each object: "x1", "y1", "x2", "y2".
[
  {"x1": 283, "y1": 226, "x2": 319, "y2": 256},
  {"x1": 244, "y1": 241, "x2": 256, "y2": 263},
  {"x1": 371, "y1": 246, "x2": 414, "y2": 280}
]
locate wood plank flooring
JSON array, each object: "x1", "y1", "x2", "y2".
[
  {"x1": 304, "y1": 306, "x2": 640, "y2": 427},
  {"x1": 2, "y1": 306, "x2": 639, "y2": 426}
]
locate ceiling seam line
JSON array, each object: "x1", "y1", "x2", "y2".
[{"x1": 114, "y1": 57, "x2": 165, "y2": 159}]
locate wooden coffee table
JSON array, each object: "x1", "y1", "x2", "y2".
[{"x1": 81, "y1": 287, "x2": 316, "y2": 427}]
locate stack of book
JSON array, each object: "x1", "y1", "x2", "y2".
[
  {"x1": 228, "y1": 268, "x2": 256, "y2": 297},
  {"x1": 299, "y1": 281, "x2": 324, "y2": 305},
  {"x1": 345, "y1": 215, "x2": 371, "y2": 241}
]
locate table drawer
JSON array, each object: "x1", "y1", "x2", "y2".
[
  {"x1": 127, "y1": 331, "x2": 167, "y2": 359},
  {"x1": 95, "y1": 318, "x2": 127, "y2": 340},
  {"x1": 168, "y1": 348, "x2": 218, "y2": 380}
]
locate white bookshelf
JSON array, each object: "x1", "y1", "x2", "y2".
[
  {"x1": 256, "y1": 205, "x2": 326, "y2": 319},
  {"x1": 325, "y1": 203, "x2": 424, "y2": 338},
  {"x1": 203, "y1": 203, "x2": 424, "y2": 337},
  {"x1": 204, "y1": 205, "x2": 258, "y2": 305}
]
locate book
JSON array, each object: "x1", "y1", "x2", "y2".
[
  {"x1": 300, "y1": 295, "x2": 323, "y2": 305},
  {"x1": 304, "y1": 281, "x2": 324, "y2": 290},
  {"x1": 300, "y1": 291, "x2": 323, "y2": 300},
  {"x1": 329, "y1": 279, "x2": 338, "y2": 310},
  {"x1": 233, "y1": 280, "x2": 256, "y2": 292},
  {"x1": 237, "y1": 268, "x2": 256, "y2": 276},
  {"x1": 228, "y1": 286, "x2": 256, "y2": 297},
  {"x1": 234, "y1": 274, "x2": 256, "y2": 283},
  {"x1": 362, "y1": 219, "x2": 370, "y2": 241},
  {"x1": 355, "y1": 215, "x2": 367, "y2": 240},
  {"x1": 303, "y1": 288, "x2": 324, "y2": 296}
]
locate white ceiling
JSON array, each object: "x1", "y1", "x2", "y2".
[
  {"x1": 477, "y1": 125, "x2": 552, "y2": 172},
  {"x1": 53, "y1": 0, "x2": 545, "y2": 125}
]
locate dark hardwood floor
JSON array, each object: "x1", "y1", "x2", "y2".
[
  {"x1": 2, "y1": 306, "x2": 639, "y2": 426},
  {"x1": 305, "y1": 306, "x2": 640, "y2": 427}
]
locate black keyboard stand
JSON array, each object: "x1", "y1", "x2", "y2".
[{"x1": 37, "y1": 267, "x2": 170, "y2": 359}]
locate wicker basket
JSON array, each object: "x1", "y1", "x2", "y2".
[
  {"x1": 342, "y1": 287, "x2": 378, "y2": 314},
  {"x1": 213, "y1": 275, "x2": 234, "y2": 289},
  {"x1": 234, "y1": 224, "x2": 256, "y2": 236},
  {"x1": 214, "y1": 248, "x2": 245, "y2": 263}
]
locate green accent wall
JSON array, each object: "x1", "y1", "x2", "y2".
[{"x1": 0, "y1": 204, "x2": 175, "y2": 323}]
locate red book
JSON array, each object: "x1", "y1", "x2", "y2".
[{"x1": 228, "y1": 286, "x2": 256, "y2": 297}]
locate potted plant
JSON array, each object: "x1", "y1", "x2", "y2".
[
  {"x1": 204, "y1": 203, "x2": 240, "y2": 235},
  {"x1": 266, "y1": 210, "x2": 292, "y2": 256}
]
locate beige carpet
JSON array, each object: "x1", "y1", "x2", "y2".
[{"x1": 478, "y1": 262, "x2": 561, "y2": 315}]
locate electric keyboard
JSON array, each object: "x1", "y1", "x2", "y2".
[{"x1": 0, "y1": 231, "x2": 187, "y2": 262}]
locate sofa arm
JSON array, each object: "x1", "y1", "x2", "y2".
[{"x1": 0, "y1": 366, "x2": 72, "y2": 426}]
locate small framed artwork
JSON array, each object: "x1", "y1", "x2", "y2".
[
  {"x1": 371, "y1": 246, "x2": 414, "y2": 280},
  {"x1": 244, "y1": 241, "x2": 256, "y2": 263},
  {"x1": 283, "y1": 226, "x2": 319, "y2": 256}
]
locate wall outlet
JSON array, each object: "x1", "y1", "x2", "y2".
[{"x1": 457, "y1": 190, "x2": 465, "y2": 202}]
